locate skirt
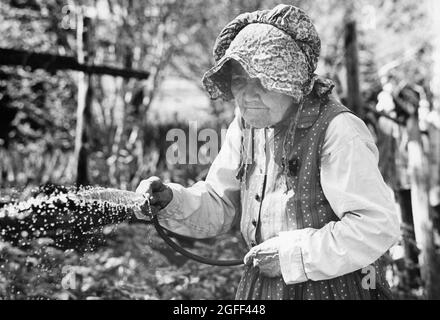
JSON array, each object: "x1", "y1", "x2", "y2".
[{"x1": 235, "y1": 262, "x2": 394, "y2": 300}]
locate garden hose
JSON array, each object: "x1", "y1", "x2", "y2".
[{"x1": 150, "y1": 215, "x2": 244, "y2": 267}]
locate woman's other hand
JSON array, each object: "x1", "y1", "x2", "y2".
[
  {"x1": 135, "y1": 176, "x2": 173, "y2": 218},
  {"x1": 244, "y1": 236, "x2": 282, "y2": 278}
]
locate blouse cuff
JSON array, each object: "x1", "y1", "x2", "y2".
[{"x1": 278, "y1": 229, "x2": 314, "y2": 285}]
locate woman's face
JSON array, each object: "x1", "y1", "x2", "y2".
[{"x1": 230, "y1": 60, "x2": 295, "y2": 128}]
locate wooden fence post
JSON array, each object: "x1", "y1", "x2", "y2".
[{"x1": 407, "y1": 113, "x2": 440, "y2": 299}]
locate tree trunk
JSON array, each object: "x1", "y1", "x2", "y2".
[
  {"x1": 108, "y1": 0, "x2": 134, "y2": 188},
  {"x1": 73, "y1": 12, "x2": 93, "y2": 186},
  {"x1": 344, "y1": 8, "x2": 363, "y2": 118}
]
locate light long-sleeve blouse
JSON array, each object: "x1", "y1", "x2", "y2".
[{"x1": 155, "y1": 104, "x2": 400, "y2": 285}]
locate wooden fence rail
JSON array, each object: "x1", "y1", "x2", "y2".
[{"x1": 0, "y1": 47, "x2": 150, "y2": 80}]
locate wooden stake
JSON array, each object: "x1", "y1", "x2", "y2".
[{"x1": 407, "y1": 114, "x2": 440, "y2": 299}]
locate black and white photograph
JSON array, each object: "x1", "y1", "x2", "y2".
[{"x1": 1, "y1": 0, "x2": 440, "y2": 303}]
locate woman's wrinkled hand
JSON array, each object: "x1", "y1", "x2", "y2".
[
  {"x1": 135, "y1": 176, "x2": 173, "y2": 219},
  {"x1": 243, "y1": 236, "x2": 282, "y2": 278}
]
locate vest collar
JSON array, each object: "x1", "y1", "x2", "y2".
[{"x1": 272, "y1": 92, "x2": 322, "y2": 134}]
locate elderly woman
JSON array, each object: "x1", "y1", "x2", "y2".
[{"x1": 136, "y1": 4, "x2": 400, "y2": 300}]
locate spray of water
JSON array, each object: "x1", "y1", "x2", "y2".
[{"x1": 0, "y1": 185, "x2": 149, "y2": 249}]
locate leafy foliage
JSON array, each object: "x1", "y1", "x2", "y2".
[{"x1": 0, "y1": 223, "x2": 245, "y2": 300}]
